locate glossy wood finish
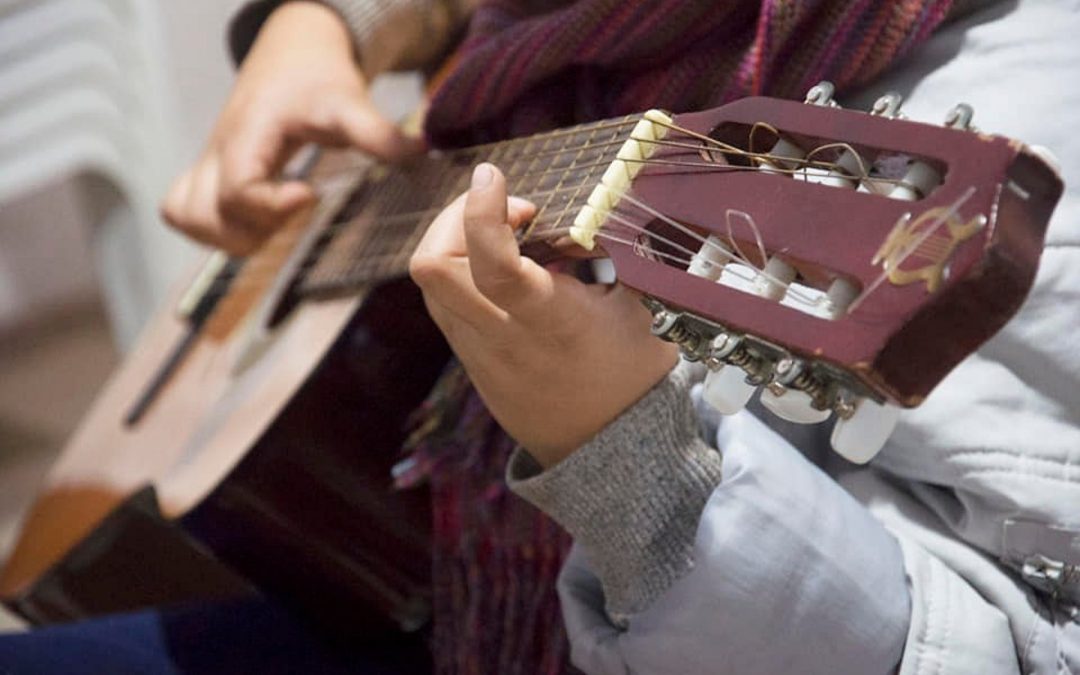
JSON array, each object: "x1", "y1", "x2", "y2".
[
  {"x1": 183, "y1": 279, "x2": 449, "y2": 635},
  {"x1": 610, "y1": 98, "x2": 1062, "y2": 404}
]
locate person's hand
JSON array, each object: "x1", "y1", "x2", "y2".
[
  {"x1": 161, "y1": 2, "x2": 422, "y2": 254},
  {"x1": 410, "y1": 163, "x2": 679, "y2": 468}
]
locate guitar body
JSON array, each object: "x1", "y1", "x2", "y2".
[{"x1": 0, "y1": 185, "x2": 451, "y2": 633}]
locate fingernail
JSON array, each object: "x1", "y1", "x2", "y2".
[{"x1": 471, "y1": 163, "x2": 493, "y2": 189}]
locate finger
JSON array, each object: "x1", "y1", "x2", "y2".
[
  {"x1": 464, "y1": 164, "x2": 548, "y2": 314},
  {"x1": 188, "y1": 159, "x2": 263, "y2": 254},
  {"x1": 219, "y1": 114, "x2": 282, "y2": 197},
  {"x1": 227, "y1": 180, "x2": 316, "y2": 233},
  {"x1": 411, "y1": 192, "x2": 535, "y2": 264},
  {"x1": 412, "y1": 192, "x2": 469, "y2": 260},
  {"x1": 410, "y1": 192, "x2": 506, "y2": 321},
  {"x1": 160, "y1": 169, "x2": 196, "y2": 232},
  {"x1": 332, "y1": 96, "x2": 425, "y2": 162},
  {"x1": 218, "y1": 115, "x2": 307, "y2": 231}
]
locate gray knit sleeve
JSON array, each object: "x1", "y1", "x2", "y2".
[
  {"x1": 228, "y1": 0, "x2": 469, "y2": 76},
  {"x1": 506, "y1": 362, "x2": 723, "y2": 618}
]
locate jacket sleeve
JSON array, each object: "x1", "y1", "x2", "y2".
[
  {"x1": 508, "y1": 362, "x2": 1020, "y2": 674},
  {"x1": 227, "y1": 0, "x2": 470, "y2": 76}
]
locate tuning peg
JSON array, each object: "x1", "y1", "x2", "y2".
[
  {"x1": 830, "y1": 396, "x2": 901, "y2": 464},
  {"x1": 752, "y1": 256, "x2": 797, "y2": 301},
  {"x1": 758, "y1": 137, "x2": 806, "y2": 175},
  {"x1": 687, "y1": 234, "x2": 732, "y2": 280},
  {"x1": 799, "y1": 148, "x2": 863, "y2": 189},
  {"x1": 816, "y1": 277, "x2": 859, "y2": 319},
  {"x1": 870, "y1": 92, "x2": 905, "y2": 118},
  {"x1": 702, "y1": 366, "x2": 757, "y2": 414},
  {"x1": 944, "y1": 103, "x2": 975, "y2": 130},
  {"x1": 760, "y1": 386, "x2": 832, "y2": 424},
  {"x1": 888, "y1": 161, "x2": 941, "y2": 201},
  {"x1": 804, "y1": 81, "x2": 838, "y2": 107},
  {"x1": 759, "y1": 357, "x2": 832, "y2": 424}
]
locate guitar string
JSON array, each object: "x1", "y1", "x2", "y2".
[
  {"x1": 197, "y1": 175, "x2": 965, "y2": 325},
  {"x1": 193, "y1": 171, "x2": 953, "y2": 306},
  {"x1": 523, "y1": 227, "x2": 825, "y2": 309},
  {"x1": 195, "y1": 117, "x2": 927, "y2": 290},
  {"x1": 199, "y1": 141, "x2": 920, "y2": 291},
  {"x1": 846, "y1": 186, "x2": 977, "y2": 314},
  {"x1": 188, "y1": 125, "x2": 943, "y2": 299},
  {"x1": 216, "y1": 184, "x2": 828, "y2": 314}
]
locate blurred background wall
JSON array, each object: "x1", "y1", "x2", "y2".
[{"x1": 0, "y1": 0, "x2": 244, "y2": 344}]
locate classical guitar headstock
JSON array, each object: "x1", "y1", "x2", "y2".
[{"x1": 568, "y1": 82, "x2": 1063, "y2": 463}]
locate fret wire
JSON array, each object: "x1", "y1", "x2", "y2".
[
  {"x1": 525, "y1": 129, "x2": 577, "y2": 234},
  {"x1": 337, "y1": 167, "x2": 638, "y2": 277},
  {"x1": 487, "y1": 133, "x2": 635, "y2": 166},
  {"x1": 452, "y1": 117, "x2": 638, "y2": 160},
  {"x1": 338, "y1": 179, "x2": 621, "y2": 252},
  {"x1": 545, "y1": 115, "x2": 630, "y2": 235},
  {"x1": 310, "y1": 118, "x2": 643, "y2": 288},
  {"x1": 508, "y1": 129, "x2": 557, "y2": 196}
]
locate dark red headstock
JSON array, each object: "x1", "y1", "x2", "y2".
[{"x1": 578, "y1": 87, "x2": 1061, "y2": 461}]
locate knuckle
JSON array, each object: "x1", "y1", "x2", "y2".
[
  {"x1": 408, "y1": 253, "x2": 450, "y2": 288},
  {"x1": 159, "y1": 199, "x2": 180, "y2": 228},
  {"x1": 475, "y1": 262, "x2": 523, "y2": 299}
]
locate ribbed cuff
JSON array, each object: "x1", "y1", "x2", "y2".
[{"x1": 507, "y1": 363, "x2": 723, "y2": 619}]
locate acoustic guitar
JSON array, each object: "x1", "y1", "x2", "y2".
[{"x1": 0, "y1": 82, "x2": 1062, "y2": 636}]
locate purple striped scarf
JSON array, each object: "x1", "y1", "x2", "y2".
[
  {"x1": 426, "y1": 0, "x2": 958, "y2": 147},
  {"x1": 413, "y1": 2, "x2": 966, "y2": 673}
]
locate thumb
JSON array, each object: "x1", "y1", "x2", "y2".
[{"x1": 464, "y1": 163, "x2": 546, "y2": 314}]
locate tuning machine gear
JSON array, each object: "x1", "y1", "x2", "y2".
[{"x1": 760, "y1": 358, "x2": 833, "y2": 424}]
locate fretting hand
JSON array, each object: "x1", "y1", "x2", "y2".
[
  {"x1": 161, "y1": 2, "x2": 423, "y2": 255},
  {"x1": 410, "y1": 163, "x2": 678, "y2": 468}
]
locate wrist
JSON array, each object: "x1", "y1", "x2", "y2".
[{"x1": 258, "y1": 1, "x2": 355, "y2": 61}]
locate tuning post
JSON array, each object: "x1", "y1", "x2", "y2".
[
  {"x1": 888, "y1": 159, "x2": 942, "y2": 201},
  {"x1": 686, "y1": 235, "x2": 733, "y2": 281},
  {"x1": 944, "y1": 103, "x2": 976, "y2": 131},
  {"x1": 870, "y1": 92, "x2": 905, "y2": 118},
  {"x1": 704, "y1": 332, "x2": 738, "y2": 366},
  {"x1": 648, "y1": 304, "x2": 707, "y2": 360},
  {"x1": 804, "y1": 81, "x2": 839, "y2": 107},
  {"x1": 817, "y1": 277, "x2": 860, "y2": 319},
  {"x1": 760, "y1": 358, "x2": 834, "y2": 424}
]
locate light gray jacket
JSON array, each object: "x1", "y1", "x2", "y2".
[{"x1": 509, "y1": 2, "x2": 1080, "y2": 673}]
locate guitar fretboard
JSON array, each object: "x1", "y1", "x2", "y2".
[{"x1": 298, "y1": 115, "x2": 641, "y2": 297}]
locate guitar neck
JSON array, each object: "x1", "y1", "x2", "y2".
[{"x1": 297, "y1": 115, "x2": 643, "y2": 297}]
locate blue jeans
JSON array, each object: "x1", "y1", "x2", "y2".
[{"x1": 0, "y1": 597, "x2": 431, "y2": 674}]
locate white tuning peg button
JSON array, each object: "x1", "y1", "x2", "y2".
[
  {"x1": 702, "y1": 366, "x2": 757, "y2": 415},
  {"x1": 760, "y1": 387, "x2": 832, "y2": 424},
  {"x1": 830, "y1": 397, "x2": 901, "y2": 464}
]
